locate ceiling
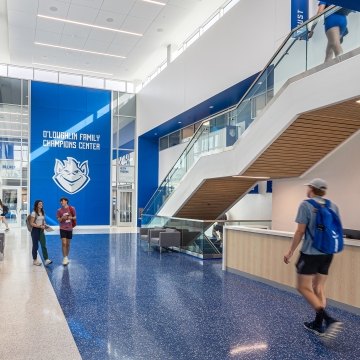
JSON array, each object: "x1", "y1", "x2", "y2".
[{"x1": 2, "y1": 0, "x2": 227, "y2": 83}]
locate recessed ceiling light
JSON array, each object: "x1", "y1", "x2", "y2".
[
  {"x1": 37, "y1": 14, "x2": 142, "y2": 37},
  {"x1": 50, "y1": 6, "x2": 58, "y2": 11},
  {"x1": 142, "y1": 0, "x2": 166, "y2": 5},
  {"x1": 106, "y1": 18, "x2": 114, "y2": 22},
  {"x1": 154, "y1": 133, "x2": 158, "y2": 135},
  {"x1": 209, "y1": 105, "x2": 214, "y2": 109},
  {"x1": 34, "y1": 42, "x2": 126, "y2": 59},
  {"x1": 33, "y1": 62, "x2": 114, "y2": 76}
]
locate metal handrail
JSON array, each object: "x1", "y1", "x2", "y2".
[{"x1": 142, "y1": 5, "x2": 340, "y2": 215}]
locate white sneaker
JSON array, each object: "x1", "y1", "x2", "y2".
[
  {"x1": 33, "y1": 259, "x2": 42, "y2": 266},
  {"x1": 62, "y1": 256, "x2": 69, "y2": 266},
  {"x1": 45, "y1": 259, "x2": 53, "y2": 266}
]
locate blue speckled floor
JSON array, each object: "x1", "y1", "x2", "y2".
[{"x1": 44, "y1": 233, "x2": 360, "y2": 360}]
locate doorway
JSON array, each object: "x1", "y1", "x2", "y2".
[{"x1": 1, "y1": 187, "x2": 23, "y2": 228}]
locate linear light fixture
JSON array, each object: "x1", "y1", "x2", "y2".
[
  {"x1": 34, "y1": 42, "x2": 126, "y2": 59},
  {"x1": 33, "y1": 62, "x2": 113, "y2": 76},
  {"x1": 37, "y1": 14, "x2": 142, "y2": 37},
  {"x1": 142, "y1": 0, "x2": 166, "y2": 5}
]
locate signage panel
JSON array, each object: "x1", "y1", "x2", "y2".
[{"x1": 30, "y1": 82, "x2": 111, "y2": 226}]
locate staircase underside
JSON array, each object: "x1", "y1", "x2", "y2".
[{"x1": 174, "y1": 98, "x2": 360, "y2": 220}]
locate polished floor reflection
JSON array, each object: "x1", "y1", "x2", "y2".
[{"x1": 44, "y1": 232, "x2": 360, "y2": 360}]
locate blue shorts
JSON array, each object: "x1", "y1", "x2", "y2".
[{"x1": 324, "y1": 13, "x2": 347, "y2": 36}]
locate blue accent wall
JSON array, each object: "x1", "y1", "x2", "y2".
[
  {"x1": 30, "y1": 82, "x2": 111, "y2": 226},
  {"x1": 137, "y1": 136, "x2": 159, "y2": 225}
]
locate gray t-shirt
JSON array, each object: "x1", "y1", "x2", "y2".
[
  {"x1": 31, "y1": 211, "x2": 44, "y2": 226},
  {"x1": 295, "y1": 197, "x2": 340, "y2": 255}
]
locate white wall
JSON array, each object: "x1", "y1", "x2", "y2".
[
  {"x1": 137, "y1": 0, "x2": 290, "y2": 136},
  {"x1": 227, "y1": 182, "x2": 272, "y2": 221},
  {"x1": 158, "y1": 142, "x2": 187, "y2": 184},
  {"x1": 272, "y1": 131, "x2": 360, "y2": 232}
]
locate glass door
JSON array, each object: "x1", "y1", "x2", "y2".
[
  {"x1": 112, "y1": 90, "x2": 136, "y2": 227},
  {"x1": 1, "y1": 187, "x2": 22, "y2": 228},
  {"x1": 117, "y1": 188, "x2": 133, "y2": 226}
]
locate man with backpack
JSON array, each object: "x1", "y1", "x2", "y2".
[{"x1": 284, "y1": 178, "x2": 343, "y2": 338}]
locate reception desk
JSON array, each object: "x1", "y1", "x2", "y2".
[{"x1": 223, "y1": 226, "x2": 360, "y2": 309}]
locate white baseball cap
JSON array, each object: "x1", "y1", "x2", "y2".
[{"x1": 305, "y1": 178, "x2": 328, "y2": 190}]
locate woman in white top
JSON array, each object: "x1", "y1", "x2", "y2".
[{"x1": 30, "y1": 200, "x2": 52, "y2": 266}]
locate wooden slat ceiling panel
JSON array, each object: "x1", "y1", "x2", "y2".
[
  {"x1": 174, "y1": 98, "x2": 360, "y2": 220},
  {"x1": 175, "y1": 177, "x2": 255, "y2": 220}
]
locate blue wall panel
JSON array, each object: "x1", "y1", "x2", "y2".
[
  {"x1": 30, "y1": 82, "x2": 111, "y2": 226},
  {"x1": 137, "y1": 136, "x2": 158, "y2": 225}
]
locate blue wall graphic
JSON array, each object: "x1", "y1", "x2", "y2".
[
  {"x1": 30, "y1": 82, "x2": 111, "y2": 226},
  {"x1": 291, "y1": 0, "x2": 309, "y2": 30}
]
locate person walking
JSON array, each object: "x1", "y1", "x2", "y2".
[
  {"x1": 309, "y1": 2, "x2": 350, "y2": 62},
  {"x1": 30, "y1": 200, "x2": 52, "y2": 266},
  {"x1": 0, "y1": 199, "x2": 10, "y2": 232},
  {"x1": 57, "y1": 197, "x2": 76, "y2": 266},
  {"x1": 284, "y1": 178, "x2": 343, "y2": 338}
]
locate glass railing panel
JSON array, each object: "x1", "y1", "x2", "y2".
[
  {"x1": 141, "y1": 215, "x2": 221, "y2": 257},
  {"x1": 143, "y1": 6, "x2": 359, "y2": 216}
]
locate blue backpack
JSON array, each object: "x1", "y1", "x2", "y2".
[{"x1": 306, "y1": 199, "x2": 343, "y2": 254}]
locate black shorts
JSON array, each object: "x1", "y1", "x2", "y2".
[
  {"x1": 296, "y1": 252, "x2": 333, "y2": 275},
  {"x1": 60, "y1": 229, "x2": 73, "y2": 240}
]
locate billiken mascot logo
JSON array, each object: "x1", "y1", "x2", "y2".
[{"x1": 53, "y1": 157, "x2": 90, "y2": 194}]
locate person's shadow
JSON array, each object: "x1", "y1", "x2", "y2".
[{"x1": 60, "y1": 266, "x2": 75, "y2": 316}]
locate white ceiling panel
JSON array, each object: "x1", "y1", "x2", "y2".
[
  {"x1": 107, "y1": 42, "x2": 137, "y2": 58},
  {"x1": 111, "y1": 33, "x2": 140, "y2": 48},
  {"x1": 61, "y1": 23, "x2": 92, "y2": 38},
  {"x1": 67, "y1": 3, "x2": 100, "y2": 23},
  {"x1": 101, "y1": 0, "x2": 136, "y2": 15},
  {"x1": 8, "y1": 0, "x2": 38, "y2": 14},
  {"x1": 121, "y1": 15, "x2": 154, "y2": 34},
  {"x1": 59, "y1": 33, "x2": 88, "y2": 48},
  {"x1": 38, "y1": 0, "x2": 71, "y2": 18},
  {"x1": 5, "y1": 0, "x2": 231, "y2": 82},
  {"x1": 7, "y1": 11, "x2": 36, "y2": 32},
  {"x1": 36, "y1": 17, "x2": 65, "y2": 33},
  {"x1": 70, "y1": 0, "x2": 104, "y2": 9},
  {"x1": 35, "y1": 30, "x2": 62, "y2": 44},
  {"x1": 8, "y1": 26, "x2": 36, "y2": 42},
  {"x1": 129, "y1": 2, "x2": 164, "y2": 20},
  {"x1": 87, "y1": 29, "x2": 116, "y2": 43},
  {"x1": 84, "y1": 38, "x2": 114, "y2": 53},
  {"x1": 94, "y1": 10, "x2": 127, "y2": 28}
]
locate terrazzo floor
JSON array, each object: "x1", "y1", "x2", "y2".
[{"x1": 43, "y1": 232, "x2": 360, "y2": 360}]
